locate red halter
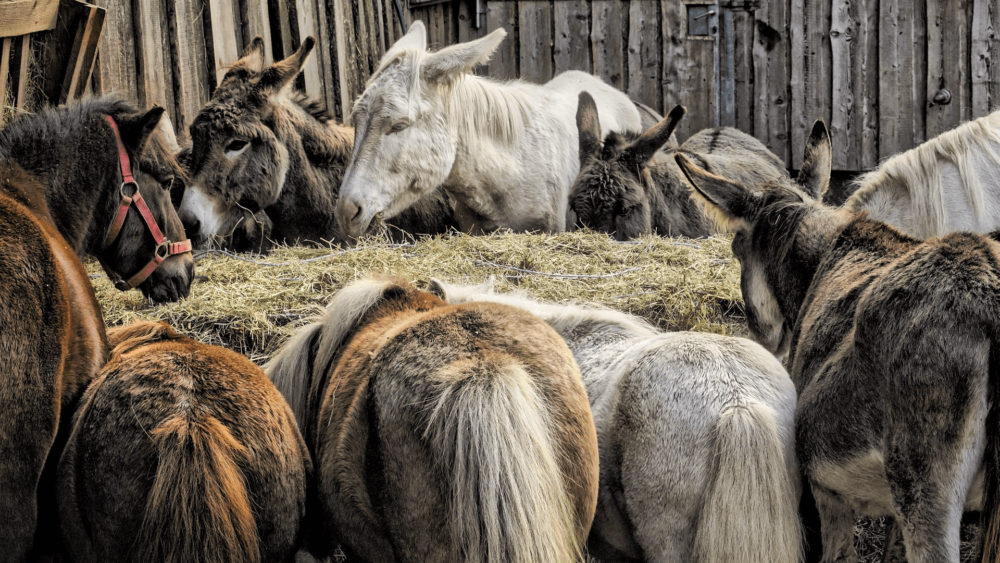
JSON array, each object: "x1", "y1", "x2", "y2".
[{"x1": 98, "y1": 115, "x2": 192, "y2": 291}]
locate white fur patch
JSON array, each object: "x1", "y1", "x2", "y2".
[
  {"x1": 746, "y1": 266, "x2": 785, "y2": 354},
  {"x1": 179, "y1": 185, "x2": 223, "y2": 237}
]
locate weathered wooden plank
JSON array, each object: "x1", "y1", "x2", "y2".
[
  {"x1": 389, "y1": 0, "x2": 404, "y2": 40},
  {"x1": 371, "y1": 0, "x2": 386, "y2": 56},
  {"x1": 731, "y1": 9, "x2": 754, "y2": 133},
  {"x1": 354, "y1": 0, "x2": 373, "y2": 82},
  {"x1": 333, "y1": 0, "x2": 359, "y2": 119},
  {"x1": 94, "y1": 0, "x2": 137, "y2": 100},
  {"x1": 628, "y1": 0, "x2": 660, "y2": 112},
  {"x1": 973, "y1": 0, "x2": 1000, "y2": 114},
  {"x1": 554, "y1": 0, "x2": 590, "y2": 75},
  {"x1": 879, "y1": 0, "x2": 928, "y2": 159},
  {"x1": 519, "y1": 1, "x2": 554, "y2": 84},
  {"x1": 486, "y1": 0, "x2": 517, "y2": 80},
  {"x1": 0, "y1": 38, "x2": 11, "y2": 121},
  {"x1": 270, "y1": 0, "x2": 296, "y2": 60},
  {"x1": 315, "y1": 0, "x2": 338, "y2": 117},
  {"x1": 457, "y1": 0, "x2": 486, "y2": 45},
  {"x1": 927, "y1": 0, "x2": 972, "y2": 138},
  {"x1": 592, "y1": 0, "x2": 626, "y2": 90},
  {"x1": 791, "y1": 0, "x2": 832, "y2": 168},
  {"x1": 830, "y1": 0, "x2": 878, "y2": 169},
  {"x1": 0, "y1": 0, "x2": 59, "y2": 38},
  {"x1": 134, "y1": 0, "x2": 174, "y2": 114},
  {"x1": 718, "y1": 6, "x2": 736, "y2": 127},
  {"x1": 424, "y1": 3, "x2": 448, "y2": 48},
  {"x1": 295, "y1": 0, "x2": 325, "y2": 101},
  {"x1": 169, "y1": 0, "x2": 212, "y2": 133},
  {"x1": 15, "y1": 35, "x2": 29, "y2": 110},
  {"x1": 752, "y1": 0, "x2": 791, "y2": 166},
  {"x1": 662, "y1": 0, "x2": 716, "y2": 139},
  {"x1": 208, "y1": 0, "x2": 241, "y2": 85},
  {"x1": 241, "y1": 0, "x2": 273, "y2": 62},
  {"x1": 61, "y1": 3, "x2": 105, "y2": 104}
]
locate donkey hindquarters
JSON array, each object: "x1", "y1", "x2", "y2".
[{"x1": 57, "y1": 322, "x2": 309, "y2": 563}]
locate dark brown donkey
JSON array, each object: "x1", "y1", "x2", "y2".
[
  {"x1": 178, "y1": 37, "x2": 456, "y2": 253},
  {"x1": 0, "y1": 97, "x2": 191, "y2": 562},
  {"x1": 58, "y1": 321, "x2": 309, "y2": 563},
  {"x1": 676, "y1": 121, "x2": 1000, "y2": 562},
  {"x1": 266, "y1": 277, "x2": 598, "y2": 563}
]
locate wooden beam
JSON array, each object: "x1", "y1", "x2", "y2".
[
  {"x1": 554, "y1": 0, "x2": 591, "y2": 75},
  {"x1": 830, "y1": 0, "x2": 879, "y2": 170},
  {"x1": 628, "y1": 0, "x2": 660, "y2": 112},
  {"x1": 592, "y1": 0, "x2": 625, "y2": 90},
  {"x1": 134, "y1": 0, "x2": 175, "y2": 113},
  {"x1": 169, "y1": 0, "x2": 212, "y2": 134},
  {"x1": 295, "y1": 0, "x2": 325, "y2": 102},
  {"x1": 878, "y1": 0, "x2": 927, "y2": 160},
  {"x1": 333, "y1": 0, "x2": 358, "y2": 119},
  {"x1": 972, "y1": 0, "x2": 1000, "y2": 113},
  {"x1": 0, "y1": 0, "x2": 59, "y2": 38},
  {"x1": 93, "y1": 0, "x2": 137, "y2": 100},
  {"x1": 208, "y1": 0, "x2": 242, "y2": 85},
  {"x1": 926, "y1": 0, "x2": 972, "y2": 138},
  {"x1": 486, "y1": 0, "x2": 517, "y2": 80},
  {"x1": 791, "y1": 0, "x2": 832, "y2": 169},
  {"x1": 241, "y1": 0, "x2": 273, "y2": 62},
  {"x1": 0, "y1": 38, "x2": 11, "y2": 122},
  {"x1": 519, "y1": 1, "x2": 554, "y2": 84},
  {"x1": 61, "y1": 2, "x2": 105, "y2": 104},
  {"x1": 752, "y1": 0, "x2": 791, "y2": 166},
  {"x1": 15, "y1": 34, "x2": 30, "y2": 110}
]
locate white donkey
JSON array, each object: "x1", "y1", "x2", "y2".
[
  {"x1": 430, "y1": 279, "x2": 802, "y2": 563},
  {"x1": 336, "y1": 21, "x2": 642, "y2": 239},
  {"x1": 845, "y1": 110, "x2": 1000, "y2": 237}
]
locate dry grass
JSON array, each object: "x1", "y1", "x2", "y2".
[{"x1": 89, "y1": 230, "x2": 746, "y2": 364}]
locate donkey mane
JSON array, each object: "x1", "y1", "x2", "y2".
[
  {"x1": 289, "y1": 90, "x2": 333, "y2": 124},
  {"x1": 849, "y1": 110, "x2": 1000, "y2": 237},
  {"x1": 265, "y1": 278, "x2": 401, "y2": 428},
  {"x1": 0, "y1": 95, "x2": 138, "y2": 158}
]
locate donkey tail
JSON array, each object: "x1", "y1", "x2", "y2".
[
  {"x1": 423, "y1": 359, "x2": 579, "y2": 563},
  {"x1": 693, "y1": 401, "x2": 802, "y2": 563},
  {"x1": 134, "y1": 413, "x2": 260, "y2": 563},
  {"x1": 980, "y1": 345, "x2": 1000, "y2": 563}
]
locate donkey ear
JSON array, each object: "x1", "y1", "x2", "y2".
[
  {"x1": 427, "y1": 278, "x2": 449, "y2": 299},
  {"x1": 420, "y1": 27, "x2": 506, "y2": 83},
  {"x1": 675, "y1": 153, "x2": 758, "y2": 231},
  {"x1": 577, "y1": 91, "x2": 602, "y2": 166},
  {"x1": 388, "y1": 20, "x2": 428, "y2": 55},
  {"x1": 797, "y1": 119, "x2": 832, "y2": 200},
  {"x1": 623, "y1": 105, "x2": 686, "y2": 165},
  {"x1": 238, "y1": 36, "x2": 266, "y2": 73},
  {"x1": 259, "y1": 36, "x2": 315, "y2": 92},
  {"x1": 117, "y1": 106, "x2": 166, "y2": 153},
  {"x1": 155, "y1": 111, "x2": 181, "y2": 154}
]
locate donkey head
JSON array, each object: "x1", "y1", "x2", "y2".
[
  {"x1": 180, "y1": 37, "x2": 315, "y2": 249},
  {"x1": 569, "y1": 93, "x2": 685, "y2": 240},
  {"x1": 337, "y1": 21, "x2": 506, "y2": 241},
  {"x1": 102, "y1": 108, "x2": 195, "y2": 303},
  {"x1": 675, "y1": 120, "x2": 841, "y2": 359}
]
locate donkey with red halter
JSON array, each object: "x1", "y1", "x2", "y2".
[
  {"x1": 0, "y1": 95, "x2": 191, "y2": 561},
  {"x1": 677, "y1": 121, "x2": 1000, "y2": 562}
]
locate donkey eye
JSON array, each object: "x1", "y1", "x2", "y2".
[
  {"x1": 226, "y1": 139, "x2": 249, "y2": 152},
  {"x1": 389, "y1": 122, "x2": 408, "y2": 134},
  {"x1": 161, "y1": 176, "x2": 175, "y2": 191}
]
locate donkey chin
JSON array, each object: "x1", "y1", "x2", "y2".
[{"x1": 139, "y1": 254, "x2": 195, "y2": 303}]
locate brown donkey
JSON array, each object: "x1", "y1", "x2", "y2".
[
  {"x1": 178, "y1": 38, "x2": 457, "y2": 253},
  {"x1": 677, "y1": 122, "x2": 1000, "y2": 562},
  {"x1": 266, "y1": 277, "x2": 598, "y2": 563},
  {"x1": 58, "y1": 321, "x2": 310, "y2": 563}
]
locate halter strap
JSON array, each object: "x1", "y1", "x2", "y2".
[{"x1": 99, "y1": 115, "x2": 192, "y2": 291}]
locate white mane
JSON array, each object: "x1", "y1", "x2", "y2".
[{"x1": 848, "y1": 110, "x2": 1000, "y2": 237}]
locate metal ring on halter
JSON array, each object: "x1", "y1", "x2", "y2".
[
  {"x1": 155, "y1": 240, "x2": 170, "y2": 259},
  {"x1": 120, "y1": 181, "x2": 138, "y2": 199}
]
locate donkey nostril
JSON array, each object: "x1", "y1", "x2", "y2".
[
  {"x1": 182, "y1": 217, "x2": 201, "y2": 237},
  {"x1": 352, "y1": 205, "x2": 363, "y2": 222}
]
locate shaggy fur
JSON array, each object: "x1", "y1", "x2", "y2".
[
  {"x1": 58, "y1": 321, "x2": 309, "y2": 563},
  {"x1": 570, "y1": 93, "x2": 788, "y2": 240},
  {"x1": 337, "y1": 21, "x2": 642, "y2": 238},
  {"x1": 179, "y1": 37, "x2": 456, "y2": 253},
  {"x1": 847, "y1": 109, "x2": 1000, "y2": 238},
  {"x1": 265, "y1": 277, "x2": 599, "y2": 563},
  {"x1": 433, "y1": 279, "x2": 802, "y2": 563},
  {"x1": 677, "y1": 123, "x2": 1000, "y2": 562},
  {"x1": 0, "y1": 96, "x2": 194, "y2": 302}
]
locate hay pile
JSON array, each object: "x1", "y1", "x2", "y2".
[{"x1": 89, "y1": 231, "x2": 746, "y2": 364}]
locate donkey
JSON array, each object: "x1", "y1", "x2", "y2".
[
  {"x1": 570, "y1": 92, "x2": 788, "y2": 239},
  {"x1": 265, "y1": 277, "x2": 599, "y2": 563},
  {"x1": 675, "y1": 119, "x2": 1000, "y2": 563},
  {"x1": 432, "y1": 278, "x2": 802, "y2": 563},
  {"x1": 179, "y1": 37, "x2": 457, "y2": 253},
  {"x1": 846, "y1": 109, "x2": 1000, "y2": 238},
  {"x1": 336, "y1": 21, "x2": 643, "y2": 238},
  {"x1": 57, "y1": 321, "x2": 309, "y2": 563},
  {"x1": 0, "y1": 96, "x2": 191, "y2": 562}
]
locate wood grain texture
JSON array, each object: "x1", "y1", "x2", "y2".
[
  {"x1": 271, "y1": 0, "x2": 296, "y2": 59},
  {"x1": 354, "y1": 0, "x2": 374, "y2": 82},
  {"x1": 591, "y1": 0, "x2": 625, "y2": 90},
  {"x1": 0, "y1": 38, "x2": 10, "y2": 121},
  {"x1": 791, "y1": 0, "x2": 832, "y2": 168},
  {"x1": 486, "y1": 0, "x2": 517, "y2": 79},
  {"x1": 973, "y1": 0, "x2": 1000, "y2": 113},
  {"x1": 333, "y1": 0, "x2": 358, "y2": 119},
  {"x1": 519, "y1": 1, "x2": 554, "y2": 84},
  {"x1": 94, "y1": 0, "x2": 137, "y2": 100},
  {"x1": 61, "y1": 4, "x2": 105, "y2": 104},
  {"x1": 15, "y1": 34, "x2": 29, "y2": 110},
  {"x1": 134, "y1": 0, "x2": 174, "y2": 114},
  {"x1": 169, "y1": 0, "x2": 211, "y2": 133},
  {"x1": 295, "y1": 0, "x2": 325, "y2": 102},
  {"x1": 753, "y1": 0, "x2": 792, "y2": 166},
  {"x1": 554, "y1": 0, "x2": 590, "y2": 75},
  {"x1": 0, "y1": 0, "x2": 59, "y2": 38},
  {"x1": 926, "y1": 0, "x2": 972, "y2": 138},
  {"x1": 628, "y1": 0, "x2": 660, "y2": 112},
  {"x1": 879, "y1": 0, "x2": 927, "y2": 159},
  {"x1": 662, "y1": 0, "x2": 716, "y2": 139},
  {"x1": 457, "y1": 0, "x2": 486, "y2": 45},
  {"x1": 731, "y1": 9, "x2": 754, "y2": 133},
  {"x1": 830, "y1": 0, "x2": 879, "y2": 169},
  {"x1": 208, "y1": 0, "x2": 241, "y2": 85},
  {"x1": 241, "y1": 0, "x2": 273, "y2": 62}
]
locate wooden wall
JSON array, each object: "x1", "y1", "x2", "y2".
[
  {"x1": 412, "y1": 0, "x2": 1000, "y2": 171},
  {"x1": 91, "y1": 0, "x2": 402, "y2": 140}
]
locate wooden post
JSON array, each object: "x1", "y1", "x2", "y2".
[
  {"x1": 554, "y1": 0, "x2": 591, "y2": 75},
  {"x1": 519, "y1": 1, "x2": 554, "y2": 84},
  {"x1": 61, "y1": 3, "x2": 105, "y2": 104}
]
